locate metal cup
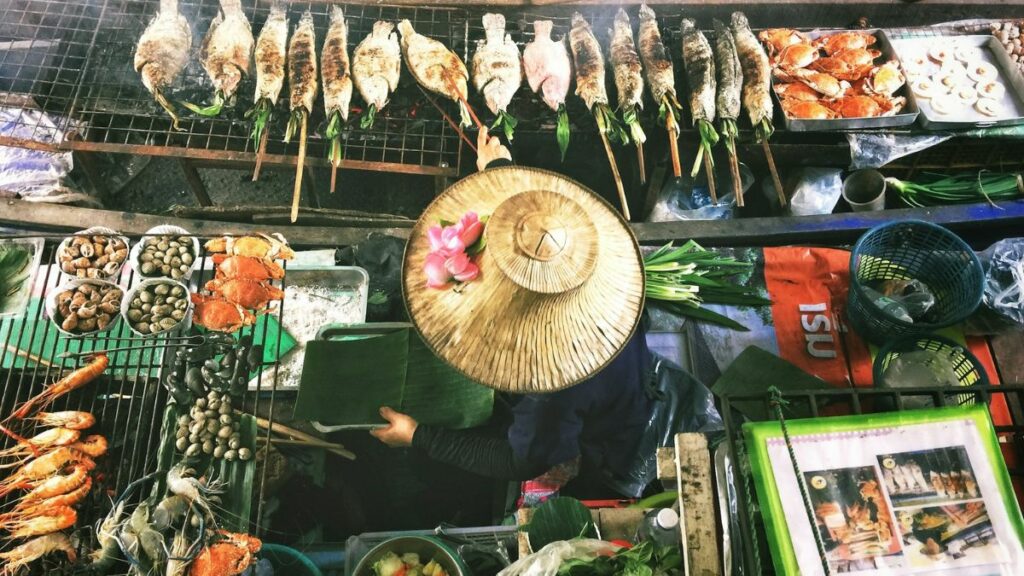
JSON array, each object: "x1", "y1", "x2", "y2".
[{"x1": 843, "y1": 169, "x2": 887, "y2": 212}]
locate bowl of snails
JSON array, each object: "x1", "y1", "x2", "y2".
[
  {"x1": 46, "y1": 279, "x2": 124, "y2": 336},
  {"x1": 55, "y1": 227, "x2": 130, "y2": 280}
]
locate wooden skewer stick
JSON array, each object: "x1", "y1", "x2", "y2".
[
  {"x1": 241, "y1": 409, "x2": 356, "y2": 460},
  {"x1": 762, "y1": 139, "x2": 786, "y2": 207},
  {"x1": 704, "y1": 152, "x2": 718, "y2": 205},
  {"x1": 729, "y1": 143, "x2": 744, "y2": 207},
  {"x1": 459, "y1": 96, "x2": 485, "y2": 131},
  {"x1": 598, "y1": 129, "x2": 631, "y2": 221},
  {"x1": 665, "y1": 111, "x2": 682, "y2": 179},
  {"x1": 252, "y1": 125, "x2": 270, "y2": 182},
  {"x1": 290, "y1": 112, "x2": 308, "y2": 223},
  {"x1": 2, "y1": 344, "x2": 54, "y2": 368},
  {"x1": 271, "y1": 437, "x2": 352, "y2": 453},
  {"x1": 418, "y1": 86, "x2": 477, "y2": 153},
  {"x1": 330, "y1": 157, "x2": 339, "y2": 194},
  {"x1": 636, "y1": 142, "x2": 646, "y2": 185}
]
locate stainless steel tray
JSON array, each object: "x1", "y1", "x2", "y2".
[
  {"x1": 774, "y1": 29, "x2": 919, "y2": 131},
  {"x1": 886, "y1": 34, "x2": 1024, "y2": 129}
]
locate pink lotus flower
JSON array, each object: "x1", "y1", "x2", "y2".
[
  {"x1": 424, "y1": 252, "x2": 451, "y2": 288},
  {"x1": 424, "y1": 211, "x2": 486, "y2": 289},
  {"x1": 457, "y1": 211, "x2": 484, "y2": 248},
  {"x1": 446, "y1": 251, "x2": 480, "y2": 282}
]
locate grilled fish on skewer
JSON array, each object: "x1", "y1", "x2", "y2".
[
  {"x1": 713, "y1": 18, "x2": 745, "y2": 205},
  {"x1": 398, "y1": 19, "x2": 472, "y2": 127},
  {"x1": 732, "y1": 11, "x2": 786, "y2": 206},
  {"x1": 286, "y1": 11, "x2": 318, "y2": 223},
  {"x1": 680, "y1": 18, "x2": 719, "y2": 182},
  {"x1": 472, "y1": 14, "x2": 522, "y2": 141},
  {"x1": 184, "y1": 0, "x2": 254, "y2": 117},
  {"x1": 569, "y1": 12, "x2": 630, "y2": 220},
  {"x1": 134, "y1": 0, "x2": 191, "y2": 130},
  {"x1": 638, "y1": 3, "x2": 682, "y2": 178},
  {"x1": 523, "y1": 20, "x2": 572, "y2": 159},
  {"x1": 247, "y1": 4, "x2": 287, "y2": 150},
  {"x1": 353, "y1": 21, "x2": 401, "y2": 129},
  {"x1": 322, "y1": 6, "x2": 353, "y2": 190},
  {"x1": 610, "y1": 9, "x2": 646, "y2": 149}
]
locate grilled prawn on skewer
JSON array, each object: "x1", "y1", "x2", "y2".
[
  {"x1": 134, "y1": 0, "x2": 191, "y2": 130},
  {"x1": 0, "y1": 533, "x2": 76, "y2": 576},
  {"x1": 183, "y1": 0, "x2": 254, "y2": 117},
  {"x1": 523, "y1": 20, "x2": 572, "y2": 160},
  {"x1": 3, "y1": 354, "x2": 108, "y2": 425}
]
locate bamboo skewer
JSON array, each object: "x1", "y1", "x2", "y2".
[
  {"x1": 252, "y1": 125, "x2": 270, "y2": 182},
  {"x1": 459, "y1": 96, "x2": 484, "y2": 130},
  {"x1": 2, "y1": 345, "x2": 54, "y2": 368},
  {"x1": 418, "y1": 86, "x2": 477, "y2": 153},
  {"x1": 330, "y1": 161, "x2": 338, "y2": 194},
  {"x1": 636, "y1": 142, "x2": 646, "y2": 185},
  {"x1": 598, "y1": 128, "x2": 630, "y2": 221},
  {"x1": 271, "y1": 437, "x2": 351, "y2": 452},
  {"x1": 729, "y1": 144, "x2": 744, "y2": 207},
  {"x1": 703, "y1": 153, "x2": 718, "y2": 205},
  {"x1": 241, "y1": 409, "x2": 356, "y2": 460},
  {"x1": 665, "y1": 108, "x2": 682, "y2": 179},
  {"x1": 290, "y1": 112, "x2": 308, "y2": 223},
  {"x1": 762, "y1": 139, "x2": 786, "y2": 207}
]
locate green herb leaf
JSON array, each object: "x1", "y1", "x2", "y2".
[
  {"x1": 360, "y1": 103, "x2": 378, "y2": 130},
  {"x1": 557, "y1": 105, "x2": 571, "y2": 162},
  {"x1": 525, "y1": 497, "x2": 597, "y2": 551},
  {"x1": 181, "y1": 90, "x2": 225, "y2": 117}
]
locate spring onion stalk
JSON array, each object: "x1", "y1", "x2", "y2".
[
  {"x1": 491, "y1": 109, "x2": 518, "y2": 143},
  {"x1": 644, "y1": 241, "x2": 771, "y2": 331},
  {"x1": 181, "y1": 90, "x2": 226, "y2": 117},
  {"x1": 284, "y1": 109, "x2": 304, "y2": 143},
  {"x1": 622, "y1": 105, "x2": 646, "y2": 145},
  {"x1": 719, "y1": 118, "x2": 738, "y2": 155},
  {"x1": 556, "y1": 104, "x2": 570, "y2": 162},
  {"x1": 245, "y1": 98, "x2": 273, "y2": 147},
  {"x1": 658, "y1": 94, "x2": 682, "y2": 135},
  {"x1": 325, "y1": 110, "x2": 344, "y2": 168},
  {"x1": 360, "y1": 103, "x2": 378, "y2": 130},
  {"x1": 691, "y1": 119, "x2": 720, "y2": 178},
  {"x1": 458, "y1": 100, "x2": 473, "y2": 128},
  {"x1": 886, "y1": 171, "x2": 1024, "y2": 207},
  {"x1": 594, "y1": 103, "x2": 630, "y2": 145},
  {"x1": 754, "y1": 117, "x2": 774, "y2": 143}
]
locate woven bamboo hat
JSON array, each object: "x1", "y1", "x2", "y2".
[{"x1": 403, "y1": 166, "x2": 645, "y2": 394}]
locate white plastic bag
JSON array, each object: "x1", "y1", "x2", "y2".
[{"x1": 497, "y1": 539, "x2": 618, "y2": 576}]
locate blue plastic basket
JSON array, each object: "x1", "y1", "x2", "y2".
[{"x1": 848, "y1": 220, "x2": 983, "y2": 344}]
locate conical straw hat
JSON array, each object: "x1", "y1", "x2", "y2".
[{"x1": 403, "y1": 166, "x2": 645, "y2": 393}]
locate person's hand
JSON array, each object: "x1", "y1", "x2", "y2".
[
  {"x1": 369, "y1": 406, "x2": 418, "y2": 447},
  {"x1": 476, "y1": 126, "x2": 511, "y2": 172}
]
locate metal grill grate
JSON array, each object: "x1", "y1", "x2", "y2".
[
  {"x1": 0, "y1": 236, "x2": 288, "y2": 572},
  {"x1": 721, "y1": 384, "x2": 1024, "y2": 575}
]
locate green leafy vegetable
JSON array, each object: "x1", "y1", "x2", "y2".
[
  {"x1": 644, "y1": 241, "x2": 771, "y2": 331},
  {"x1": 325, "y1": 110, "x2": 344, "y2": 166},
  {"x1": 622, "y1": 105, "x2": 647, "y2": 145},
  {"x1": 657, "y1": 94, "x2": 682, "y2": 132},
  {"x1": 691, "y1": 120, "x2": 720, "y2": 178},
  {"x1": 0, "y1": 244, "x2": 31, "y2": 307},
  {"x1": 594, "y1": 103, "x2": 630, "y2": 146},
  {"x1": 754, "y1": 117, "x2": 774, "y2": 143},
  {"x1": 284, "y1": 108, "x2": 305, "y2": 143},
  {"x1": 360, "y1": 103, "x2": 378, "y2": 130},
  {"x1": 491, "y1": 109, "x2": 519, "y2": 143},
  {"x1": 245, "y1": 98, "x2": 273, "y2": 148},
  {"x1": 526, "y1": 497, "x2": 597, "y2": 551},
  {"x1": 557, "y1": 104, "x2": 571, "y2": 162},
  {"x1": 181, "y1": 90, "x2": 226, "y2": 117},
  {"x1": 556, "y1": 540, "x2": 683, "y2": 576},
  {"x1": 886, "y1": 171, "x2": 1023, "y2": 207},
  {"x1": 719, "y1": 118, "x2": 738, "y2": 155}
]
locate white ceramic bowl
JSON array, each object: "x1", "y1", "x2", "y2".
[{"x1": 129, "y1": 225, "x2": 201, "y2": 281}]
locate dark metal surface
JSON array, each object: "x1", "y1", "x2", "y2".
[
  {"x1": 0, "y1": 236, "x2": 288, "y2": 570},
  {"x1": 720, "y1": 383, "x2": 1024, "y2": 575}
]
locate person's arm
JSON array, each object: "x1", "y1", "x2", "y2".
[
  {"x1": 370, "y1": 407, "x2": 545, "y2": 480},
  {"x1": 476, "y1": 126, "x2": 512, "y2": 171}
]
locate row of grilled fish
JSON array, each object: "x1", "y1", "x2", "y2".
[{"x1": 135, "y1": 2, "x2": 774, "y2": 139}]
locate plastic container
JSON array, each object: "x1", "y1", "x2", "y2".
[
  {"x1": 637, "y1": 508, "x2": 682, "y2": 549},
  {"x1": 873, "y1": 334, "x2": 988, "y2": 408},
  {"x1": 260, "y1": 543, "x2": 323, "y2": 576},
  {"x1": 847, "y1": 220, "x2": 984, "y2": 344},
  {"x1": 353, "y1": 536, "x2": 469, "y2": 576},
  {"x1": 129, "y1": 225, "x2": 200, "y2": 281}
]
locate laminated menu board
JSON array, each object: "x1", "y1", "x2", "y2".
[{"x1": 745, "y1": 405, "x2": 1024, "y2": 576}]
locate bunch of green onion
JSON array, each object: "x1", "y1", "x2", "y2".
[
  {"x1": 644, "y1": 241, "x2": 770, "y2": 331},
  {"x1": 887, "y1": 171, "x2": 1023, "y2": 207}
]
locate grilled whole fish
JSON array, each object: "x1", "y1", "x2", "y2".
[
  {"x1": 731, "y1": 12, "x2": 773, "y2": 129},
  {"x1": 680, "y1": 18, "x2": 716, "y2": 124},
  {"x1": 288, "y1": 11, "x2": 318, "y2": 115},
  {"x1": 398, "y1": 19, "x2": 470, "y2": 125},
  {"x1": 134, "y1": 0, "x2": 191, "y2": 128},
  {"x1": 353, "y1": 21, "x2": 401, "y2": 113},
  {"x1": 254, "y1": 4, "x2": 287, "y2": 105},
  {"x1": 637, "y1": 4, "x2": 675, "y2": 105},
  {"x1": 471, "y1": 13, "x2": 522, "y2": 116},
  {"x1": 569, "y1": 13, "x2": 608, "y2": 110},
  {"x1": 523, "y1": 20, "x2": 571, "y2": 112},
  {"x1": 322, "y1": 6, "x2": 353, "y2": 121},
  {"x1": 200, "y1": 0, "x2": 253, "y2": 101},
  {"x1": 713, "y1": 19, "x2": 742, "y2": 122},
  {"x1": 610, "y1": 9, "x2": 643, "y2": 112}
]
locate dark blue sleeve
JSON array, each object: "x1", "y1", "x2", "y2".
[{"x1": 507, "y1": 391, "x2": 586, "y2": 472}]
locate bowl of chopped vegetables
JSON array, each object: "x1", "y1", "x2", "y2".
[{"x1": 355, "y1": 536, "x2": 467, "y2": 576}]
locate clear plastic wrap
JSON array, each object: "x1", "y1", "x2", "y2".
[
  {"x1": 787, "y1": 167, "x2": 843, "y2": 216},
  {"x1": 497, "y1": 539, "x2": 618, "y2": 576},
  {"x1": 0, "y1": 107, "x2": 91, "y2": 204},
  {"x1": 846, "y1": 132, "x2": 952, "y2": 171},
  {"x1": 966, "y1": 238, "x2": 1024, "y2": 334},
  {"x1": 647, "y1": 163, "x2": 753, "y2": 222}
]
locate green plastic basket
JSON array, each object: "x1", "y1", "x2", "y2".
[
  {"x1": 848, "y1": 220, "x2": 983, "y2": 344},
  {"x1": 873, "y1": 334, "x2": 989, "y2": 408}
]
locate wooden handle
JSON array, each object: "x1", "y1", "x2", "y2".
[
  {"x1": 241, "y1": 409, "x2": 356, "y2": 460},
  {"x1": 762, "y1": 139, "x2": 786, "y2": 207},
  {"x1": 290, "y1": 113, "x2": 308, "y2": 223},
  {"x1": 599, "y1": 130, "x2": 631, "y2": 221}
]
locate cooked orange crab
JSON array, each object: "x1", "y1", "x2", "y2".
[
  {"x1": 759, "y1": 28, "x2": 810, "y2": 56},
  {"x1": 789, "y1": 69, "x2": 850, "y2": 98},
  {"x1": 213, "y1": 254, "x2": 286, "y2": 281},
  {"x1": 816, "y1": 31, "x2": 877, "y2": 56},
  {"x1": 782, "y1": 100, "x2": 836, "y2": 119},
  {"x1": 189, "y1": 531, "x2": 262, "y2": 576},
  {"x1": 863, "y1": 60, "x2": 906, "y2": 96},
  {"x1": 204, "y1": 233, "x2": 295, "y2": 260},
  {"x1": 810, "y1": 48, "x2": 881, "y2": 81},
  {"x1": 191, "y1": 294, "x2": 257, "y2": 332},
  {"x1": 775, "y1": 42, "x2": 820, "y2": 70},
  {"x1": 204, "y1": 278, "x2": 284, "y2": 310},
  {"x1": 829, "y1": 94, "x2": 905, "y2": 118},
  {"x1": 775, "y1": 82, "x2": 824, "y2": 102}
]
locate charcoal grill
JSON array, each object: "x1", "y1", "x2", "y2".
[{"x1": 0, "y1": 236, "x2": 289, "y2": 573}]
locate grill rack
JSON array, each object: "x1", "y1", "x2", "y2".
[
  {"x1": 0, "y1": 236, "x2": 289, "y2": 572},
  {"x1": 0, "y1": 0, "x2": 708, "y2": 179},
  {"x1": 720, "y1": 384, "x2": 1024, "y2": 575}
]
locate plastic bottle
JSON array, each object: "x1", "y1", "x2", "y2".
[{"x1": 637, "y1": 508, "x2": 681, "y2": 549}]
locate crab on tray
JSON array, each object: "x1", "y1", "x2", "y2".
[{"x1": 759, "y1": 28, "x2": 919, "y2": 130}]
